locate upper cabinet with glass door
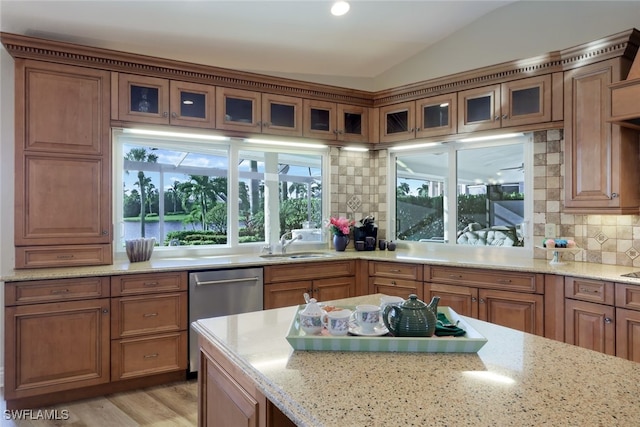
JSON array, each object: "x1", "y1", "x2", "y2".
[
  {"x1": 380, "y1": 93, "x2": 457, "y2": 143},
  {"x1": 117, "y1": 73, "x2": 215, "y2": 128},
  {"x1": 216, "y1": 87, "x2": 303, "y2": 137},
  {"x1": 303, "y1": 100, "x2": 369, "y2": 143},
  {"x1": 458, "y1": 75, "x2": 552, "y2": 133}
]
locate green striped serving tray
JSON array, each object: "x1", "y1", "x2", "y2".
[{"x1": 285, "y1": 306, "x2": 487, "y2": 353}]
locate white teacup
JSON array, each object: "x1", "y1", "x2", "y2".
[
  {"x1": 322, "y1": 309, "x2": 352, "y2": 336},
  {"x1": 299, "y1": 311, "x2": 323, "y2": 335},
  {"x1": 380, "y1": 295, "x2": 404, "y2": 312},
  {"x1": 353, "y1": 304, "x2": 381, "y2": 333}
]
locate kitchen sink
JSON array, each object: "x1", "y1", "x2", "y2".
[
  {"x1": 621, "y1": 271, "x2": 640, "y2": 278},
  {"x1": 259, "y1": 252, "x2": 334, "y2": 259}
]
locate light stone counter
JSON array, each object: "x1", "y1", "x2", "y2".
[
  {"x1": 193, "y1": 294, "x2": 640, "y2": 427},
  {"x1": 3, "y1": 247, "x2": 640, "y2": 286}
]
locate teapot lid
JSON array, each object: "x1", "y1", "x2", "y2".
[
  {"x1": 401, "y1": 294, "x2": 427, "y2": 309},
  {"x1": 301, "y1": 298, "x2": 323, "y2": 316}
]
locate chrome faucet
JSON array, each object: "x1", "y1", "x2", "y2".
[{"x1": 280, "y1": 231, "x2": 302, "y2": 254}]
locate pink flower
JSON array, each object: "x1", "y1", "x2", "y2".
[{"x1": 327, "y1": 216, "x2": 354, "y2": 236}]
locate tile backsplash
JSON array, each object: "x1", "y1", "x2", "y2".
[
  {"x1": 533, "y1": 129, "x2": 640, "y2": 267},
  {"x1": 332, "y1": 130, "x2": 640, "y2": 268}
]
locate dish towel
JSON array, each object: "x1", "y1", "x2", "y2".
[{"x1": 435, "y1": 312, "x2": 466, "y2": 337}]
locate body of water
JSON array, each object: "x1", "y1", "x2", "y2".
[{"x1": 124, "y1": 221, "x2": 201, "y2": 244}]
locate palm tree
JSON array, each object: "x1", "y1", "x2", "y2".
[
  {"x1": 168, "y1": 180, "x2": 181, "y2": 213},
  {"x1": 418, "y1": 183, "x2": 430, "y2": 197},
  {"x1": 125, "y1": 148, "x2": 158, "y2": 237},
  {"x1": 396, "y1": 182, "x2": 411, "y2": 197},
  {"x1": 181, "y1": 175, "x2": 225, "y2": 230}
]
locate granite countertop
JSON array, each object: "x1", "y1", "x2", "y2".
[
  {"x1": 192, "y1": 294, "x2": 640, "y2": 426},
  {"x1": 3, "y1": 247, "x2": 640, "y2": 286}
]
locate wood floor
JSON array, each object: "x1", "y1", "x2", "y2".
[{"x1": 1, "y1": 379, "x2": 198, "y2": 427}]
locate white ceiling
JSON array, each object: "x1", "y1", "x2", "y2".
[{"x1": 0, "y1": 0, "x2": 515, "y2": 82}]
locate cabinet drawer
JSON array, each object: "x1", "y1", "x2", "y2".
[
  {"x1": 426, "y1": 266, "x2": 541, "y2": 293},
  {"x1": 111, "y1": 272, "x2": 188, "y2": 296},
  {"x1": 368, "y1": 261, "x2": 423, "y2": 281},
  {"x1": 111, "y1": 293, "x2": 187, "y2": 338},
  {"x1": 264, "y1": 260, "x2": 355, "y2": 283},
  {"x1": 5, "y1": 276, "x2": 110, "y2": 305},
  {"x1": 565, "y1": 277, "x2": 614, "y2": 305},
  {"x1": 615, "y1": 283, "x2": 640, "y2": 310},
  {"x1": 369, "y1": 277, "x2": 422, "y2": 299},
  {"x1": 15, "y1": 244, "x2": 113, "y2": 269},
  {"x1": 111, "y1": 331, "x2": 187, "y2": 380}
]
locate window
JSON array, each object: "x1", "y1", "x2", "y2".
[
  {"x1": 391, "y1": 133, "x2": 532, "y2": 250},
  {"x1": 113, "y1": 129, "x2": 328, "y2": 255}
]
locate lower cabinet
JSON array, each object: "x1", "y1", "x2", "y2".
[
  {"x1": 564, "y1": 277, "x2": 616, "y2": 356},
  {"x1": 264, "y1": 261, "x2": 356, "y2": 309},
  {"x1": 615, "y1": 283, "x2": 640, "y2": 362},
  {"x1": 198, "y1": 333, "x2": 295, "y2": 427},
  {"x1": 424, "y1": 265, "x2": 544, "y2": 336},
  {"x1": 368, "y1": 261, "x2": 423, "y2": 299},
  {"x1": 4, "y1": 272, "x2": 188, "y2": 409}
]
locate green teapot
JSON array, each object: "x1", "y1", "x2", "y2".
[{"x1": 383, "y1": 294, "x2": 440, "y2": 337}]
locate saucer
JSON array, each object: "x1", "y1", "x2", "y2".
[{"x1": 348, "y1": 322, "x2": 389, "y2": 337}]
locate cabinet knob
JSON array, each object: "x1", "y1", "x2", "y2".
[
  {"x1": 171, "y1": 112, "x2": 177, "y2": 118},
  {"x1": 163, "y1": 112, "x2": 169, "y2": 118},
  {"x1": 102, "y1": 309, "x2": 109, "y2": 314},
  {"x1": 415, "y1": 127, "x2": 421, "y2": 132},
  {"x1": 472, "y1": 297, "x2": 478, "y2": 302},
  {"x1": 494, "y1": 116, "x2": 500, "y2": 121},
  {"x1": 391, "y1": 281, "x2": 396, "y2": 286},
  {"x1": 611, "y1": 193, "x2": 619, "y2": 199},
  {"x1": 102, "y1": 230, "x2": 109, "y2": 235},
  {"x1": 604, "y1": 317, "x2": 613, "y2": 324},
  {"x1": 502, "y1": 114, "x2": 508, "y2": 120},
  {"x1": 479, "y1": 298, "x2": 485, "y2": 304},
  {"x1": 257, "y1": 121, "x2": 262, "y2": 127}
]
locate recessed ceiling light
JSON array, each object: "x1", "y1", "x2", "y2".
[{"x1": 331, "y1": 1, "x2": 350, "y2": 16}]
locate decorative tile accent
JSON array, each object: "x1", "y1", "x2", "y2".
[
  {"x1": 594, "y1": 232, "x2": 608, "y2": 244},
  {"x1": 626, "y1": 247, "x2": 639, "y2": 260},
  {"x1": 347, "y1": 195, "x2": 362, "y2": 212}
]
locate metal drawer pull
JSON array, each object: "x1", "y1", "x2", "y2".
[
  {"x1": 497, "y1": 279, "x2": 512, "y2": 284},
  {"x1": 389, "y1": 269, "x2": 401, "y2": 273},
  {"x1": 448, "y1": 274, "x2": 463, "y2": 279},
  {"x1": 143, "y1": 313, "x2": 158, "y2": 317},
  {"x1": 195, "y1": 276, "x2": 260, "y2": 286},
  {"x1": 143, "y1": 282, "x2": 159, "y2": 287},
  {"x1": 144, "y1": 353, "x2": 159, "y2": 359},
  {"x1": 579, "y1": 287, "x2": 599, "y2": 294},
  {"x1": 56, "y1": 254, "x2": 75, "y2": 259},
  {"x1": 50, "y1": 289, "x2": 70, "y2": 294}
]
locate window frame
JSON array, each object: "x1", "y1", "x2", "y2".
[
  {"x1": 388, "y1": 133, "x2": 534, "y2": 256},
  {"x1": 112, "y1": 128, "x2": 330, "y2": 259}
]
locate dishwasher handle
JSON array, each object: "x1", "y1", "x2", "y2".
[{"x1": 194, "y1": 276, "x2": 261, "y2": 287}]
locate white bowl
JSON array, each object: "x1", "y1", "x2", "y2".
[{"x1": 125, "y1": 237, "x2": 155, "y2": 262}]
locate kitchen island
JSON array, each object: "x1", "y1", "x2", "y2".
[{"x1": 192, "y1": 294, "x2": 640, "y2": 427}]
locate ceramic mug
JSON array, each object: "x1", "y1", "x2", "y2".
[
  {"x1": 379, "y1": 295, "x2": 404, "y2": 313},
  {"x1": 299, "y1": 311, "x2": 323, "y2": 335},
  {"x1": 322, "y1": 309, "x2": 352, "y2": 336},
  {"x1": 353, "y1": 304, "x2": 381, "y2": 333}
]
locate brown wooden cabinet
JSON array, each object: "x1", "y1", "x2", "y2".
[
  {"x1": 4, "y1": 277, "x2": 111, "y2": 401},
  {"x1": 264, "y1": 260, "x2": 356, "y2": 309},
  {"x1": 458, "y1": 75, "x2": 552, "y2": 133},
  {"x1": 424, "y1": 265, "x2": 544, "y2": 335},
  {"x1": 615, "y1": 283, "x2": 640, "y2": 362},
  {"x1": 368, "y1": 261, "x2": 423, "y2": 299},
  {"x1": 110, "y1": 272, "x2": 188, "y2": 380},
  {"x1": 564, "y1": 277, "x2": 616, "y2": 355},
  {"x1": 379, "y1": 93, "x2": 457, "y2": 143},
  {"x1": 14, "y1": 60, "x2": 112, "y2": 268},
  {"x1": 117, "y1": 73, "x2": 216, "y2": 128},
  {"x1": 216, "y1": 87, "x2": 303, "y2": 136},
  {"x1": 564, "y1": 58, "x2": 640, "y2": 214},
  {"x1": 303, "y1": 100, "x2": 369, "y2": 142}
]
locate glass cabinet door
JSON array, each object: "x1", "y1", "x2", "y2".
[
  {"x1": 416, "y1": 93, "x2": 457, "y2": 138},
  {"x1": 379, "y1": 101, "x2": 415, "y2": 143},
  {"x1": 262, "y1": 94, "x2": 303, "y2": 136},
  {"x1": 169, "y1": 81, "x2": 215, "y2": 128},
  {"x1": 216, "y1": 87, "x2": 261, "y2": 132},
  {"x1": 303, "y1": 99, "x2": 336, "y2": 139},
  {"x1": 118, "y1": 74, "x2": 170, "y2": 124},
  {"x1": 501, "y1": 75, "x2": 551, "y2": 127},
  {"x1": 457, "y1": 84, "x2": 500, "y2": 133},
  {"x1": 337, "y1": 104, "x2": 368, "y2": 142}
]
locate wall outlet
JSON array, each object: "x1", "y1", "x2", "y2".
[{"x1": 544, "y1": 223, "x2": 556, "y2": 238}]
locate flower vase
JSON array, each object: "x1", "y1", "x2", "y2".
[{"x1": 333, "y1": 234, "x2": 349, "y2": 251}]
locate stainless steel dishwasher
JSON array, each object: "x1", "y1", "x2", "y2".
[{"x1": 189, "y1": 267, "x2": 263, "y2": 373}]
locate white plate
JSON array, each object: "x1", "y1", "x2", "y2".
[{"x1": 349, "y1": 322, "x2": 389, "y2": 337}]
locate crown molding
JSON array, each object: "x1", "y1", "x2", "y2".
[{"x1": 2, "y1": 28, "x2": 638, "y2": 108}]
